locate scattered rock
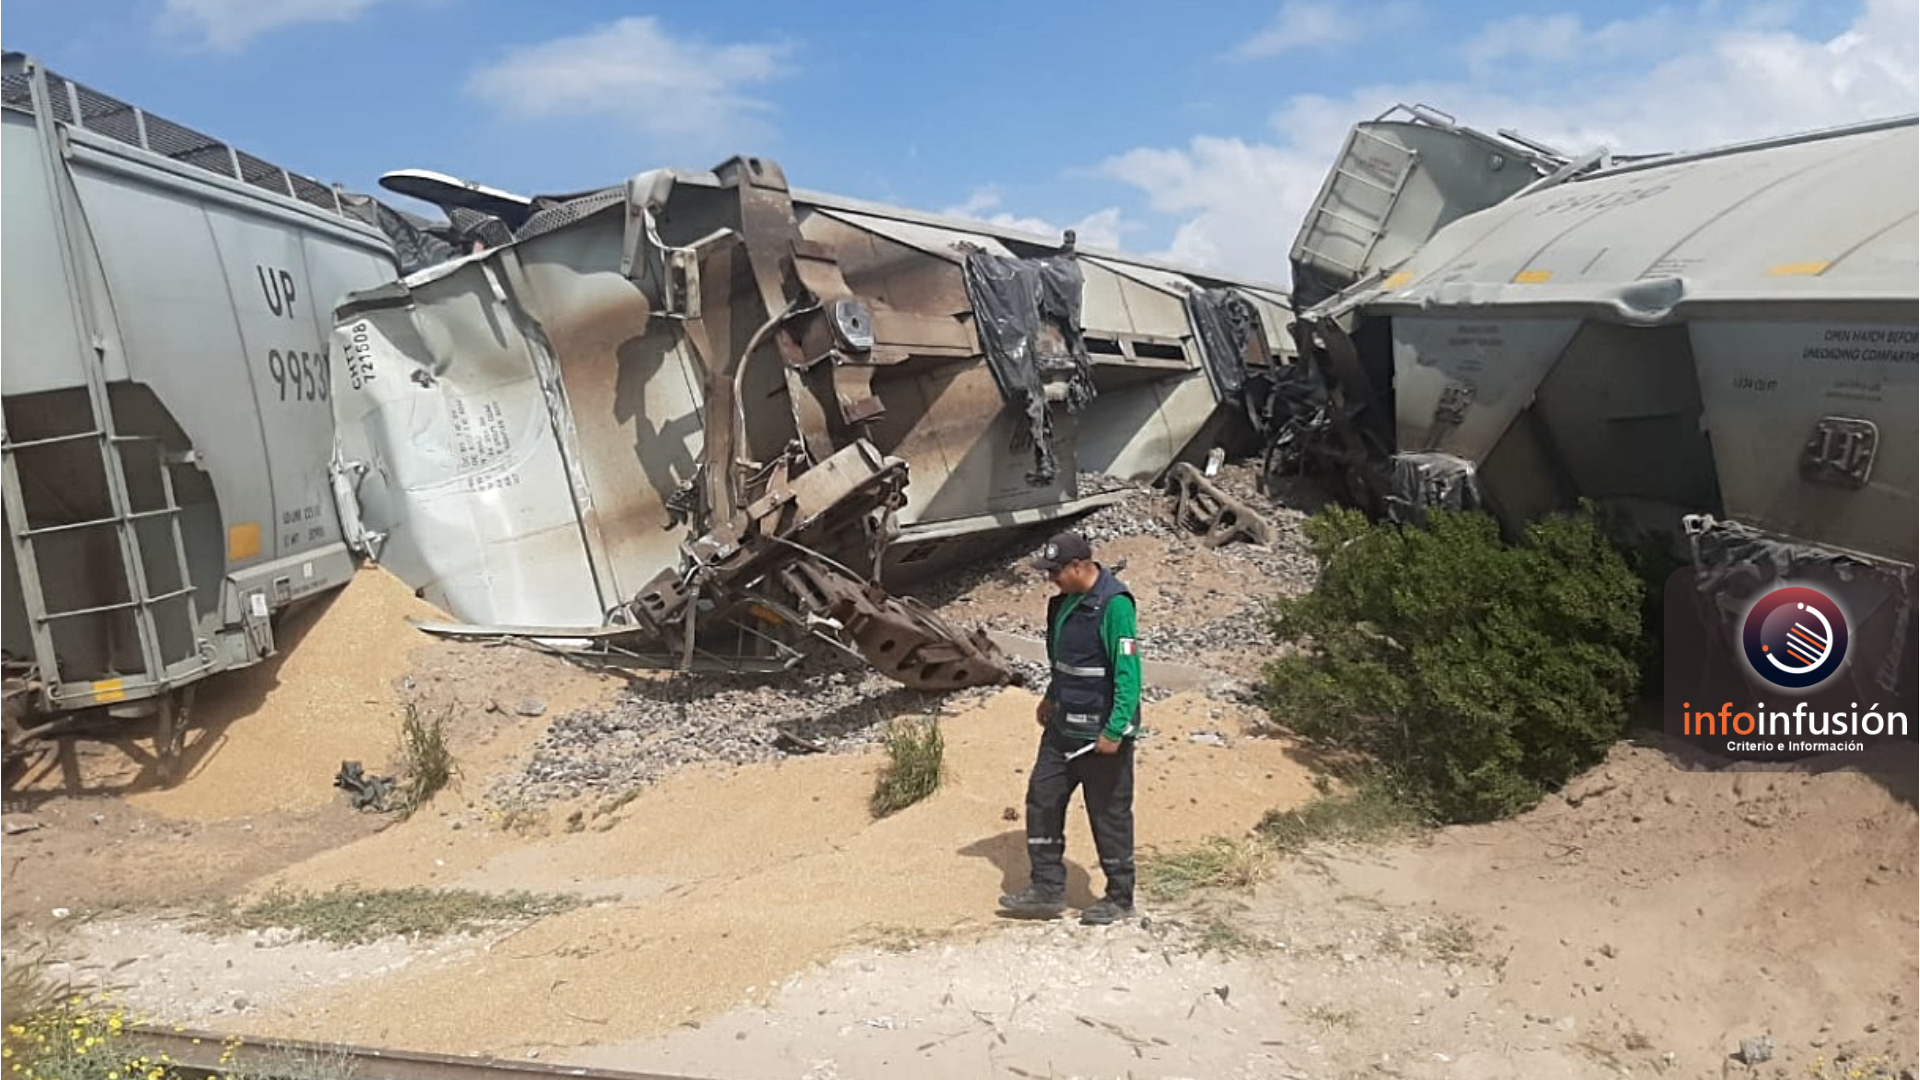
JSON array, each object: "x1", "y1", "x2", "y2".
[
  {"x1": 2, "y1": 816, "x2": 42, "y2": 835},
  {"x1": 486, "y1": 466, "x2": 1322, "y2": 810},
  {"x1": 1564, "y1": 780, "x2": 1616, "y2": 807},
  {"x1": 1736, "y1": 1034, "x2": 1773, "y2": 1064},
  {"x1": 515, "y1": 697, "x2": 548, "y2": 718},
  {"x1": 499, "y1": 660, "x2": 948, "y2": 805}
]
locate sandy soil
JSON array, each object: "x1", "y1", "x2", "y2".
[
  {"x1": 6, "y1": 557, "x2": 1917, "y2": 1080},
  {"x1": 40, "y1": 687, "x2": 1315, "y2": 1054},
  {"x1": 1, "y1": 566, "x2": 621, "y2": 935},
  {"x1": 565, "y1": 742, "x2": 1920, "y2": 1080}
]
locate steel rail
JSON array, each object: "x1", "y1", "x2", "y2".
[{"x1": 123, "y1": 1024, "x2": 714, "y2": 1080}]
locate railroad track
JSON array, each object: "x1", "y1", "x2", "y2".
[{"x1": 125, "y1": 1024, "x2": 715, "y2": 1080}]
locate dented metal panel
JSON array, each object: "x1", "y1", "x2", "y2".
[
  {"x1": 1281, "y1": 107, "x2": 1917, "y2": 576},
  {"x1": 1071, "y1": 371, "x2": 1221, "y2": 482},
  {"x1": 1690, "y1": 317, "x2": 1916, "y2": 565},
  {"x1": 1367, "y1": 116, "x2": 1918, "y2": 316},
  {"x1": 331, "y1": 255, "x2": 611, "y2": 627},
  {"x1": 1288, "y1": 104, "x2": 1567, "y2": 309},
  {"x1": 328, "y1": 155, "x2": 1295, "y2": 687}
]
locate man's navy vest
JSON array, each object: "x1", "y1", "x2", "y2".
[{"x1": 1045, "y1": 565, "x2": 1135, "y2": 742}]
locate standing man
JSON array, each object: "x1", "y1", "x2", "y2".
[{"x1": 998, "y1": 530, "x2": 1142, "y2": 925}]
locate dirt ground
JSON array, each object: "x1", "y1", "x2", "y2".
[
  {"x1": 4, "y1": 548, "x2": 1917, "y2": 1080},
  {"x1": 1, "y1": 568, "x2": 620, "y2": 937}
]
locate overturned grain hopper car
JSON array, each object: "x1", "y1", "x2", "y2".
[
  {"x1": 328, "y1": 159, "x2": 1296, "y2": 688},
  {"x1": 1, "y1": 53, "x2": 402, "y2": 774},
  {"x1": 1280, "y1": 105, "x2": 1918, "y2": 725}
]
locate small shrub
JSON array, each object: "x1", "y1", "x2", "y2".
[
  {"x1": 1261, "y1": 503, "x2": 1644, "y2": 823},
  {"x1": 2, "y1": 948, "x2": 59, "y2": 1031},
  {"x1": 1138, "y1": 835, "x2": 1273, "y2": 902},
  {"x1": 196, "y1": 885, "x2": 582, "y2": 946},
  {"x1": 1188, "y1": 911, "x2": 1271, "y2": 958},
  {"x1": 396, "y1": 703, "x2": 457, "y2": 817},
  {"x1": 1256, "y1": 770, "x2": 1430, "y2": 852},
  {"x1": 871, "y1": 715, "x2": 947, "y2": 817},
  {"x1": 1301, "y1": 1003, "x2": 1359, "y2": 1031},
  {"x1": 1800, "y1": 1054, "x2": 1903, "y2": 1080},
  {"x1": 223, "y1": 1040, "x2": 360, "y2": 1080},
  {"x1": 1421, "y1": 915, "x2": 1481, "y2": 962},
  {"x1": 2, "y1": 987, "x2": 219, "y2": 1080}
]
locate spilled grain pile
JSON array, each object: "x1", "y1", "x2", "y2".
[{"x1": 127, "y1": 567, "x2": 449, "y2": 822}]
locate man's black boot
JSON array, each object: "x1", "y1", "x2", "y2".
[
  {"x1": 1079, "y1": 897, "x2": 1135, "y2": 925},
  {"x1": 997, "y1": 887, "x2": 1065, "y2": 918}
]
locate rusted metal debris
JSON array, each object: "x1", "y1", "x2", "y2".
[
  {"x1": 1162, "y1": 461, "x2": 1276, "y2": 548},
  {"x1": 615, "y1": 438, "x2": 1019, "y2": 689},
  {"x1": 331, "y1": 154, "x2": 1295, "y2": 694}
]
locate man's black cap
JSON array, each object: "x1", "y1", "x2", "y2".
[{"x1": 1030, "y1": 531, "x2": 1093, "y2": 572}]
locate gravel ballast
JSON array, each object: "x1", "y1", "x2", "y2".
[{"x1": 495, "y1": 464, "x2": 1331, "y2": 808}]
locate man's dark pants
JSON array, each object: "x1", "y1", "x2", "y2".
[{"x1": 1024, "y1": 729, "x2": 1135, "y2": 906}]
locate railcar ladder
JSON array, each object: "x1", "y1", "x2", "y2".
[
  {"x1": 1, "y1": 408, "x2": 209, "y2": 781},
  {"x1": 1292, "y1": 126, "x2": 1420, "y2": 280},
  {"x1": 1, "y1": 58, "x2": 207, "y2": 781}
]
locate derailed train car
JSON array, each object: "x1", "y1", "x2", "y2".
[
  {"x1": 1280, "y1": 107, "x2": 1919, "y2": 738},
  {"x1": 1, "y1": 53, "x2": 400, "y2": 775},
  {"x1": 328, "y1": 158, "x2": 1295, "y2": 688}
]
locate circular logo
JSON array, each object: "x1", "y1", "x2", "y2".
[{"x1": 1741, "y1": 585, "x2": 1849, "y2": 690}]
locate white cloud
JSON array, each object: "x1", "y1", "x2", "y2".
[
  {"x1": 1104, "y1": 0, "x2": 1917, "y2": 285},
  {"x1": 159, "y1": 0, "x2": 410, "y2": 52},
  {"x1": 1462, "y1": 13, "x2": 1591, "y2": 69},
  {"x1": 1237, "y1": 1, "x2": 1364, "y2": 58},
  {"x1": 940, "y1": 187, "x2": 1134, "y2": 252},
  {"x1": 463, "y1": 17, "x2": 798, "y2": 148},
  {"x1": 1100, "y1": 139, "x2": 1317, "y2": 282}
]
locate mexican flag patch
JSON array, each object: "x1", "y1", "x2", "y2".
[{"x1": 1119, "y1": 637, "x2": 1138, "y2": 657}]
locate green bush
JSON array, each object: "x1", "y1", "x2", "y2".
[
  {"x1": 1261, "y1": 503, "x2": 1645, "y2": 823},
  {"x1": 396, "y1": 703, "x2": 457, "y2": 817},
  {"x1": 870, "y1": 715, "x2": 946, "y2": 818}
]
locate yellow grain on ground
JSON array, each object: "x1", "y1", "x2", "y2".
[
  {"x1": 127, "y1": 566, "x2": 449, "y2": 823},
  {"x1": 235, "y1": 686, "x2": 1321, "y2": 1056}
]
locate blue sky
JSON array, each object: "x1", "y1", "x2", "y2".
[{"x1": 5, "y1": 0, "x2": 1914, "y2": 284}]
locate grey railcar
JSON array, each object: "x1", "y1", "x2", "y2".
[
  {"x1": 1, "y1": 53, "x2": 398, "y2": 773},
  {"x1": 1280, "y1": 108, "x2": 1918, "y2": 756}
]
